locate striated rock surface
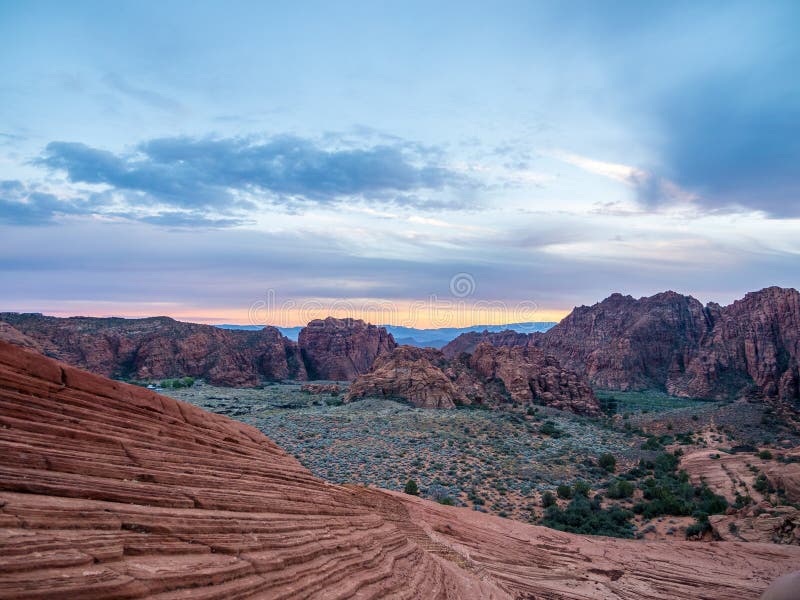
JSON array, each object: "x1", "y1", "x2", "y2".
[
  {"x1": 0, "y1": 312, "x2": 306, "y2": 387},
  {"x1": 392, "y1": 490, "x2": 800, "y2": 600},
  {"x1": 346, "y1": 343, "x2": 599, "y2": 414},
  {"x1": 1, "y1": 340, "x2": 799, "y2": 599},
  {"x1": 0, "y1": 340, "x2": 502, "y2": 600},
  {"x1": 345, "y1": 346, "x2": 461, "y2": 408},
  {"x1": 710, "y1": 503, "x2": 800, "y2": 545},
  {"x1": 300, "y1": 382, "x2": 342, "y2": 395},
  {"x1": 298, "y1": 317, "x2": 396, "y2": 380}
]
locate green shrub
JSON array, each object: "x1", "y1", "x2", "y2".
[
  {"x1": 540, "y1": 421, "x2": 563, "y2": 438},
  {"x1": 541, "y1": 491, "x2": 557, "y2": 508},
  {"x1": 599, "y1": 453, "x2": 617, "y2": 473},
  {"x1": 540, "y1": 494, "x2": 634, "y2": 538},
  {"x1": 573, "y1": 480, "x2": 591, "y2": 497},
  {"x1": 607, "y1": 478, "x2": 635, "y2": 499},
  {"x1": 758, "y1": 450, "x2": 773, "y2": 460},
  {"x1": 404, "y1": 479, "x2": 419, "y2": 495},
  {"x1": 556, "y1": 484, "x2": 573, "y2": 500}
]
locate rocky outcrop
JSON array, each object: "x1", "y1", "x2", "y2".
[
  {"x1": 468, "y1": 343, "x2": 599, "y2": 415},
  {"x1": 710, "y1": 503, "x2": 800, "y2": 545},
  {"x1": 441, "y1": 329, "x2": 534, "y2": 359},
  {"x1": 668, "y1": 287, "x2": 800, "y2": 403},
  {"x1": 300, "y1": 382, "x2": 341, "y2": 395},
  {"x1": 1, "y1": 340, "x2": 799, "y2": 599},
  {"x1": 345, "y1": 346, "x2": 462, "y2": 408},
  {"x1": 298, "y1": 317, "x2": 396, "y2": 380},
  {"x1": 346, "y1": 343, "x2": 599, "y2": 415},
  {"x1": 446, "y1": 288, "x2": 800, "y2": 407},
  {"x1": 0, "y1": 313, "x2": 306, "y2": 386},
  {"x1": 535, "y1": 291, "x2": 710, "y2": 391},
  {"x1": 0, "y1": 321, "x2": 43, "y2": 352}
]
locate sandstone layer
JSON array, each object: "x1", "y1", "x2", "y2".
[
  {"x1": 298, "y1": 317, "x2": 397, "y2": 380},
  {"x1": 1, "y1": 340, "x2": 799, "y2": 599}
]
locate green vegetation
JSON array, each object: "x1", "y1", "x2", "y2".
[
  {"x1": 595, "y1": 389, "x2": 705, "y2": 415},
  {"x1": 541, "y1": 493, "x2": 635, "y2": 538},
  {"x1": 541, "y1": 491, "x2": 556, "y2": 508},
  {"x1": 404, "y1": 479, "x2": 419, "y2": 495},
  {"x1": 631, "y1": 453, "x2": 728, "y2": 520},
  {"x1": 539, "y1": 420, "x2": 564, "y2": 438},
  {"x1": 556, "y1": 484, "x2": 573, "y2": 499},
  {"x1": 758, "y1": 450, "x2": 773, "y2": 460},
  {"x1": 159, "y1": 377, "x2": 196, "y2": 389},
  {"x1": 606, "y1": 478, "x2": 635, "y2": 499},
  {"x1": 598, "y1": 452, "x2": 617, "y2": 473}
]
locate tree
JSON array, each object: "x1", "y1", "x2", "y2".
[
  {"x1": 541, "y1": 491, "x2": 557, "y2": 508},
  {"x1": 556, "y1": 484, "x2": 573, "y2": 500},
  {"x1": 599, "y1": 453, "x2": 617, "y2": 473},
  {"x1": 404, "y1": 479, "x2": 419, "y2": 496}
]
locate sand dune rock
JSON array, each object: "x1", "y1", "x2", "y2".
[
  {"x1": 0, "y1": 341, "x2": 798, "y2": 598},
  {"x1": 298, "y1": 317, "x2": 396, "y2": 380}
]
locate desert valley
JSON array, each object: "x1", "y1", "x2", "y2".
[
  {"x1": 2, "y1": 1, "x2": 799, "y2": 598},
  {"x1": 1, "y1": 287, "x2": 799, "y2": 598}
]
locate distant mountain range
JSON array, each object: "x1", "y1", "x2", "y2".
[{"x1": 215, "y1": 322, "x2": 557, "y2": 348}]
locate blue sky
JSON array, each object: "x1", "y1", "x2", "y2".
[{"x1": 1, "y1": 0, "x2": 798, "y2": 325}]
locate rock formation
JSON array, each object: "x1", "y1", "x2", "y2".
[
  {"x1": 346, "y1": 343, "x2": 599, "y2": 415},
  {"x1": 441, "y1": 329, "x2": 534, "y2": 358},
  {"x1": 298, "y1": 317, "x2": 396, "y2": 380},
  {"x1": 668, "y1": 287, "x2": 800, "y2": 403},
  {"x1": 0, "y1": 313, "x2": 306, "y2": 387},
  {"x1": 535, "y1": 291, "x2": 710, "y2": 391},
  {"x1": 0, "y1": 321, "x2": 43, "y2": 353},
  {"x1": 344, "y1": 346, "x2": 463, "y2": 409},
  {"x1": 443, "y1": 287, "x2": 800, "y2": 408},
  {"x1": 300, "y1": 382, "x2": 342, "y2": 395},
  {"x1": 1, "y1": 339, "x2": 799, "y2": 599},
  {"x1": 468, "y1": 343, "x2": 599, "y2": 415}
]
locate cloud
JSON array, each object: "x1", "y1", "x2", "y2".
[
  {"x1": 35, "y1": 134, "x2": 469, "y2": 219},
  {"x1": 650, "y1": 69, "x2": 800, "y2": 217},
  {"x1": 0, "y1": 180, "x2": 98, "y2": 225},
  {"x1": 103, "y1": 73, "x2": 185, "y2": 113}
]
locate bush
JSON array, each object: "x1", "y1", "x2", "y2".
[
  {"x1": 607, "y1": 478, "x2": 635, "y2": 499},
  {"x1": 404, "y1": 479, "x2": 419, "y2": 496},
  {"x1": 573, "y1": 480, "x2": 591, "y2": 497},
  {"x1": 541, "y1": 491, "x2": 557, "y2": 508},
  {"x1": 556, "y1": 484, "x2": 573, "y2": 500},
  {"x1": 599, "y1": 453, "x2": 617, "y2": 473},
  {"x1": 540, "y1": 421, "x2": 563, "y2": 438},
  {"x1": 540, "y1": 494, "x2": 635, "y2": 538},
  {"x1": 758, "y1": 450, "x2": 773, "y2": 460}
]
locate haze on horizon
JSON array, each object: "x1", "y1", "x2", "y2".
[{"x1": 1, "y1": 0, "x2": 798, "y2": 328}]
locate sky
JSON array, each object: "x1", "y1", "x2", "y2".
[{"x1": 1, "y1": 0, "x2": 798, "y2": 327}]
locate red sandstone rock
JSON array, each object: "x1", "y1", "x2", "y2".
[
  {"x1": 346, "y1": 343, "x2": 599, "y2": 414},
  {"x1": 536, "y1": 291, "x2": 710, "y2": 391},
  {"x1": 0, "y1": 313, "x2": 306, "y2": 386},
  {"x1": 468, "y1": 343, "x2": 600, "y2": 415},
  {"x1": 441, "y1": 329, "x2": 534, "y2": 359},
  {"x1": 668, "y1": 287, "x2": 800, "y2": 403},
  {"x1": 344, "y1": 346, "x2": 462, "y2": 408},
  {"x1": 0, "y1": 321, "x2": 42, "y2": 353},
  {"x1": 298, "y1": 317, "x2": 396, "y2": 380},
  {"x1": 0, "y1": 341, "x2": 798, "y2": 599}
]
